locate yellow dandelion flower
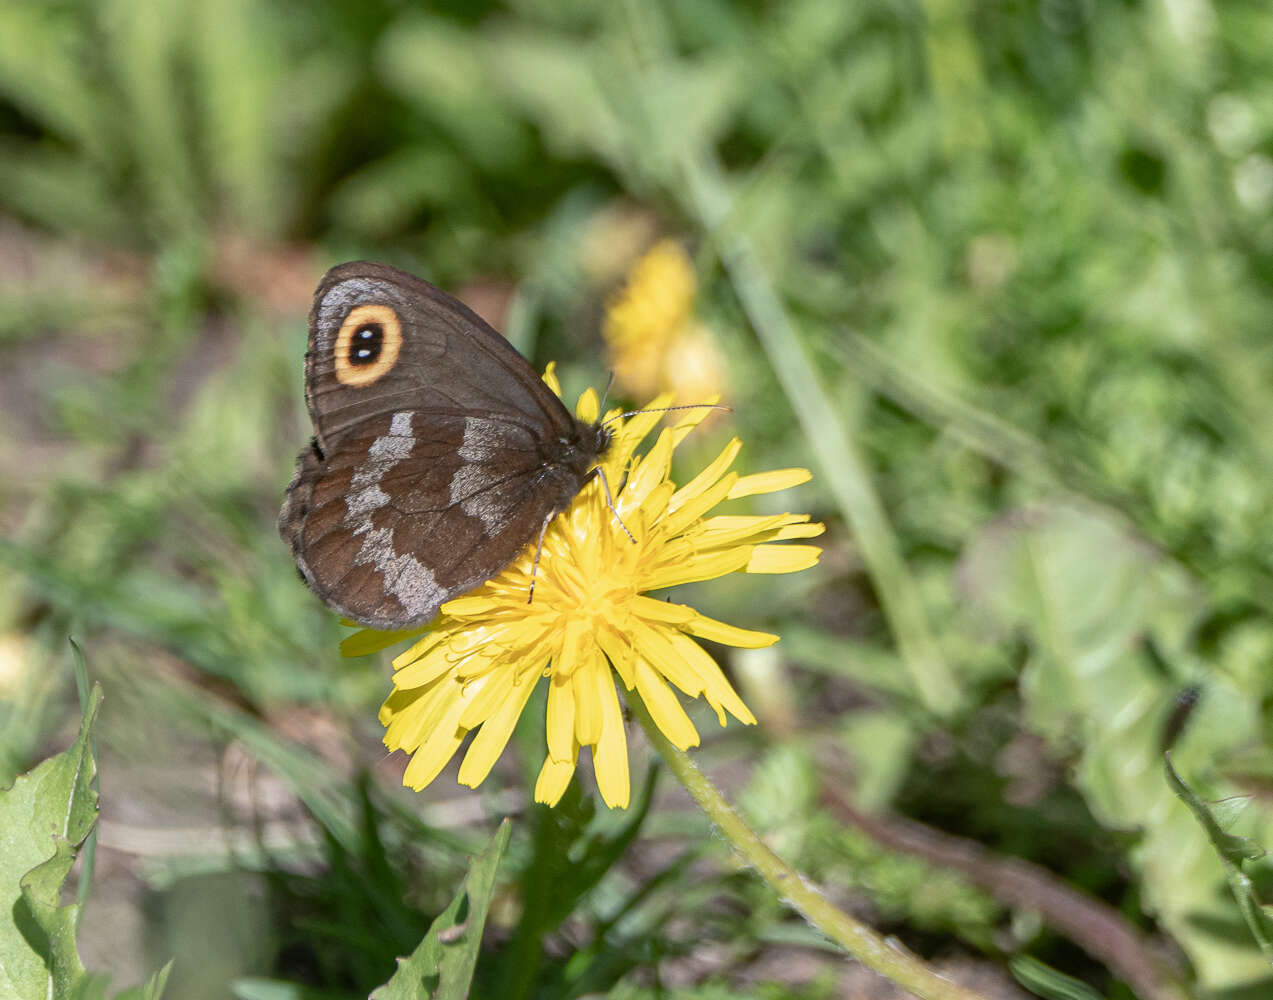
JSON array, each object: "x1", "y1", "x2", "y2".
[
  {"x1": 356, "y1": 373, "x2": 822, "y2": 810},
  {"x1": 603, "y1": 239, "x2": 728, "y2": 402}
]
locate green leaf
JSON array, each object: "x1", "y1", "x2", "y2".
[
  {"x1": 97, "y1": 0, "x2": 201, "y2": 240},
  {"x1": 0, "y1": 3, "x2": 114, "y2": 160},
  {"x1": 369, "y1": 819, "x2": 512, "y2": 1000},
  {"x1": 114, "y1": 961, "x2": 174, "y2": 1000},
  {"x1": 0, "y1": 138, "x2": 132, "y2": 242},
  {"x1": 499, "y1": 767, "x2": 659, "y2": 998},
  {"x1": 327, "y1": 146, "x2": 475, "y2": 239},
  {"x1": 0, "y1": 684, "x2": 102, "y2": 1000},
  {"x1": 378, "y1": 15, "x2": 533, "y2": 173},
  {"x1": 960, "y1": 503, "x2": 1272, "y2": 986},
  {"x1": 1165, "y1": 753, "x2": 1273, "y2": 961},
  {"x1": 740, "y1": 742, "x2": 817, "y2": 858},
  {"x1": 189, "y1": 0, "x2": 290, "y2": 235},
  {"x1": 482, "y1": 30, "x2": 623, "y2": 166},
  {"x1": 630, "y1": 56, "x2": 741, "y2": 173},
  {"x1": 1009, "y1": 955, "x2": 1106, "y2": 1000}
]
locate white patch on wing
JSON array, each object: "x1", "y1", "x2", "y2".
[
  {"x1": 344, "y1": 411, "x2": 415, "y2": 524},
  {"x1": 457, "y1": 415, "x2": 504, "y2": 463},
  {"x1": 450, "y1": 416, "x2": 513, "y2": 535},
  {"x1": 355, "y1": 526, "x2": 443, "y2": 620},
  {"x1": 388, "y1": 411, "x2": 413, "y2": 437},
  {"x1": 339, "y1": 410, "x2": 441, "y2": 618}
]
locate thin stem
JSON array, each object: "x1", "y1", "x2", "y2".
[{"x1": 630, "y1": 700, "x2": 989, "y2": 1000}]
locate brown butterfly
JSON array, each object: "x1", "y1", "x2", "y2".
[{"x1": 279, "y1": 262, "x2": 610, "y2": 630}]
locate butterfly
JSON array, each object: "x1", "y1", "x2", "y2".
[{"x1": 279, "y1": 262, "x2": 611, "y2": 630}]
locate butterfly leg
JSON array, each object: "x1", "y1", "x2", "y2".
[
  {"x1": 527, "y1": 512, "x2": 554, "y2": 605},
  {"x1": 592, "y1": 465, "x2": 636, "y2": 544}
]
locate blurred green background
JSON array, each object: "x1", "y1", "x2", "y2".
[{"x1": 4, "y1": 1, "x2": 1273, "y2": 998}]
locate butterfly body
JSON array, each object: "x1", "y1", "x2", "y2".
[{"x1": 280, "y1": 262, "x2": 609, "y2": 630}]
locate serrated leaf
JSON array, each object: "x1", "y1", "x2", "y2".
[
  {"x1": 740, "y1": 743, "x2": 816, "y2": 841},
  {"x1": 0, "y1": 685, "x2": 102, "y2": 1000},
  {"x1": 1166, "y1": 753, "x2": 1273, "y2": 961},
  {"x1": 959, "y1": 503, "x2": 1271, "y2": 987},
  {"x1": 370, "y1": 819, "x2": 511, "y2": 1000}
]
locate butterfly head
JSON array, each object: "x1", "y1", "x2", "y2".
[{"x1": 545, "y1": 418, "x2": 611, "y2": 481}]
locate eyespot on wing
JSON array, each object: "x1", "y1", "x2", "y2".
[{"x1": 334, "y1": 303, "x2": 402, "y2": 387}]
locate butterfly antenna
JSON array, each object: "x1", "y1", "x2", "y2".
[
  {"x1": 598, "y1": 371, "x2": 616, "y2": 414},
  {"x1": 599, "y1": 402, "x2": 731, "y2": 428}
]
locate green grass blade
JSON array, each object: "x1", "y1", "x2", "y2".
[{"x1": 680, "y1": 150, "x2": 960, "y2": 714}]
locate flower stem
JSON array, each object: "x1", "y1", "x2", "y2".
[{"x1": 630, "y1": 700, "x2": 989, "y2": 1000}]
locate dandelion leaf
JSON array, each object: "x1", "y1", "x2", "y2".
[
  {"x1": 1166, "y1": 754, "x2": 1273, "y2": 962},
  {"x1": 960, "y1": 503, "x2": 1272, "y2": 988},
  {"x1": 0, "y1": 685, "x2": 101, "y2": 1000},
  {"x1": 370, "y1": 819, "x2": 511, "y2": 1000}
]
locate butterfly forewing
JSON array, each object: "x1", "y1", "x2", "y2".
[
  {"x1": 304, "y1": 263, "x2": 572, "y2": 449},
  {"x1": 281, "y1": 262, "x2": 606, "y2": 629}
]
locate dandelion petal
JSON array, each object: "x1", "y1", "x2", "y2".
[
  {"x1": 593, "y1": 671, "x2": 630, "y2": 809},
  {"x1": 393, "y1": 644, "x2": 465, "y2": 690},
  {"x1": 670, "y1": 437, "x2": 741, "y2": 508},
  {"x1": 342, "y1": 627, "x2": 423, "y2": 657},
  {"x1": 631, "y1": 619, "x2": 705, "y2": 698},
  {"x1": 631, "y1": 595, "x2": 695, "y2": 625},
  {"x1": 392, "y1": 629, "x2": 448, "y2": 670},
  {"x1": 546, "y1": 673, "x2": 576, "y2": 762},
  {"x1": 596, "y1": 626, "x2": 637, "y2": 690},
  {"x1": 635, "y1": 659, "x2": 700, "y2": 750},
  {"x1": 665, "y1": 630, "x2": 756, "y2": 727},
  {"x1": 459, "y1": 676, "x2": 540, "y2": 787},
  {"x1": 644, "y1": 546, "x2": 752, "y2": 590},
  {"x1": 746, "y1": 544, "x2": 822, "y2": 574},
  {"x1": 773, "y1": 522, "x2": 826, "y2": 540},
  {"x1": 535, "y1": 743, "x2": 578, "y2": 806},
  {"x1": 727, "y1": 468, "x2": 811, "y2": 499},
  {"x1": 573, "y1": 656, "x2": 606, "y2": 746},
  {"x1": 401, "y1": 693, "x2": 468, "y2": 789},
  {"x1": 685, "y1": 613, "x2": 778, "y2": 649}
]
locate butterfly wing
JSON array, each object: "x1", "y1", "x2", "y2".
[
  {"x1": 282, "y1": 409, "x2": 576, "y2": 628},
  {"x1": 303, "y1": 262, "x2": 574, "y2": 450},
  {"x1": 280, "y1": 262, "x2": 592, "y2": 629}
]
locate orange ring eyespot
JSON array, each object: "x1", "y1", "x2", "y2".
[{"x1": 333, "y1": 304, "x2": 402, "y2": 387}]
